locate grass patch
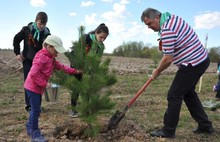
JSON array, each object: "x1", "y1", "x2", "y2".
[
  {"x1": 111, "y1": 73, "x2": 220, "y2": 138},
  {"x1": 0, "y1": 73, "x2": 23, "y2": 94},
  {"x1": 1, "y1": 66, "x2": 220, "y2": 141},
  {"x1": 0, "y1": 98, "x2": 14, "y2": 106}
]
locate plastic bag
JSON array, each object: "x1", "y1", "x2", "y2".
[
  {"x1": 217, "y1": 66, "x2": 220, "y2": 76},
  {"x1": 213, "y1": 82, "x2": 220, "y2": 92}
]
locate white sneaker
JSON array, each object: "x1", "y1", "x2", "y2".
[
  {"x1": 213, "y1": 85, "x2": 216, "y2": 92},
  {"x1": 69, "y1": 111, "x2": 79, "y2": 118}
]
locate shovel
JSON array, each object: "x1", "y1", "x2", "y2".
[{"x1": 108, "y1": 77, "x2": 153, "y2": 130}]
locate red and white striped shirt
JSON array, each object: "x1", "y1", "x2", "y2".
[{"x1": 161, "y1": 15, "x2": 208, "y2": 66}]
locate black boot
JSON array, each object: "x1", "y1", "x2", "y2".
[
  {"x1": 193, "y1": 126, "x2": 214, "y2": 134},
  {"x1": 150, "y1": 129, "x2": 175, "y2": 138}
]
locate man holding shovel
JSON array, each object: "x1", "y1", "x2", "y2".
[{"x1": 141, "y1": 8, "x2": 214, "y2": 138}]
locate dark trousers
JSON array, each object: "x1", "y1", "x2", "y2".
[
  {"x1": 216, "y1": 75, "x2": 220, "y2": 98},
  {"x1": 163, "y1": 57, "x2": 212, "y2": 134},
  {"x1": 216, "y1": 90, "x2": 220, "y2": 98},
  {"x1": 70, "y1": 74, "x2": 82, "y2": 110},
  {"x1": 23, "y1": 59, "x2": 33, "y2": 107}
]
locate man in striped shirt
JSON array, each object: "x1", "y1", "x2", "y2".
[{"x1": 141, "y1": 8, "x2": 214, "y2": 138}]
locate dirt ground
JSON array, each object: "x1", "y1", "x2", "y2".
[{"x1": 0, "y1": 50, "x2": 217, "y2": 142}]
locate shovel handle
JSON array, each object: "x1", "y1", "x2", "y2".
[{"x1": 127, "y1": 78, "x2": 153, "y2": 107}]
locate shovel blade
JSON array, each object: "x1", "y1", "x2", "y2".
[{"x1": 108, "y1": 110, "x2": 125, "y2": 130}]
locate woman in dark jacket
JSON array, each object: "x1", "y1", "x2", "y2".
[{"x1": 69, "y1": 23, "x2": 109, "y2": 117}]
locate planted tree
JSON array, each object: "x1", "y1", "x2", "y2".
[
  {"x1": 52, "y1": 26, "x2": 117, "y2": 137},
  {"x1": 149, "y1": 46, "x2": 163, "y2": 68}
]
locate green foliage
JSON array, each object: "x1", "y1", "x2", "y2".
[
  {"x1": 112, "y1": 41, "x2": 163, "y2": 60},
  {"x1": 113, "y1": 41, "x2": 149, "y2": 58},
  {"x1": 113, "y1": 42, "x2": 220, "y2": 64},
  {"x1": 52, "y1": 25, "x2": 117, "y2": 137},
  {"x1": 113, "y1": 42, "x2": 162, "y2": 73},
  {"x1": 208, "y1": 47, "x2": 220, "y2": 63},
  {"x1": 148, "y1": 46, "x2": 163, "y2": 68}
]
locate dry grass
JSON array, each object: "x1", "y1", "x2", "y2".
[{"x1": 1, "y1": 50, "x2": 220, "y2": 141}]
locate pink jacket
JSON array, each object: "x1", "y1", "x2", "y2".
[{"x1": 24, "y1": 48, "x2": 78, "y2": 94}]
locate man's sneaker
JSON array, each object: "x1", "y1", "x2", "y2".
[
  {"x1": 69, "y1": 110, "x2": 79, "y2": 118},
  {"x1": 31, "y1": 129, "x2": 47, "y2": 142},
  {"x1": 193, "y1": 127, "x2": 214, "y2": 134}
]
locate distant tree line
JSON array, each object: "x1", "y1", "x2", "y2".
[
  {"x1": 112, "y1": 41, "x2": 162, "y2": 67},
  {"x1": 0, "y1": 43, "x2": 219, "y2": 63},
  {"x1": 112, "y1": 41, "x2": 220, "y2": 63},
  {"x1": 0, "y1": 48, "x2": 13, "y2": 51},
  {"x1": 209, "y1": 47, "x2": 220, "y2": 63},
  {"x1": 113, "y1": 41, "x2": 153, "y2": 58}
]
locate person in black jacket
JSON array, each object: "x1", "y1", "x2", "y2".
[
  {"x1": 13, "y1": 11, "x2": 50, "y2": 112},
  {"x1": 69, "y1": 23, "x2": 109, "y2": 117}
]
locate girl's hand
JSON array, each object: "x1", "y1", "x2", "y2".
[{"x1": 77, "y1": 69, "x2": 83, "y2": 74}]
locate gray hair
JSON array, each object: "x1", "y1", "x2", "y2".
[{"x1": 141, "y1": 8, "x2": 161, "y2": 22}]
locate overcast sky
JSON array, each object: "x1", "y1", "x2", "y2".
[{"x1": 1, "y1": 0, "x2": 220, "y2": 53}]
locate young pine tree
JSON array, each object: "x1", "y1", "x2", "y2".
[{"x1": 52, "y1": 26, "x2": 117, "y2": 137}]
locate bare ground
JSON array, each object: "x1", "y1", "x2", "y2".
[{"x1": 0, "y1": 51, "x2": 218, "y2": 142}]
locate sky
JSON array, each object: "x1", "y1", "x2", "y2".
[{"x1": 1, "y1": 0, "x2": 220, "y2": 53}]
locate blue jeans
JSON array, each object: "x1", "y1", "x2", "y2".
[{"x1": 25, "y1": 89, "x2": 42, "y2": 131}]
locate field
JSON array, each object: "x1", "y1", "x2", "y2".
[{"x1": 1, "y1": 50, "x2": 220, "y2": 142}]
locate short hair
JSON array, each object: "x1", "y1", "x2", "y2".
[
  {"x1": 35, "y1": 12, "x2": 48, "y2": 24},
  {"x1": 141, "y1": 8, "x2": 161, "y2": 22},
  {"x1": 89, "y1": 23, "x2": 109, "y2": 35}
]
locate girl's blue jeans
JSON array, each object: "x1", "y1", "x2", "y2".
[{"x1": 25, "y1": 89, "x2": 42, "y2": 131}]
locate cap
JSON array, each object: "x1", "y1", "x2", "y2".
[{"x1": 44, "y1": 35, "x2": 66, "y2": 53}]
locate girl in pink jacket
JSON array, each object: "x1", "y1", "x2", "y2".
[{"x1": 24, "y1": 35, "x2": 82, "y2": 142}]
